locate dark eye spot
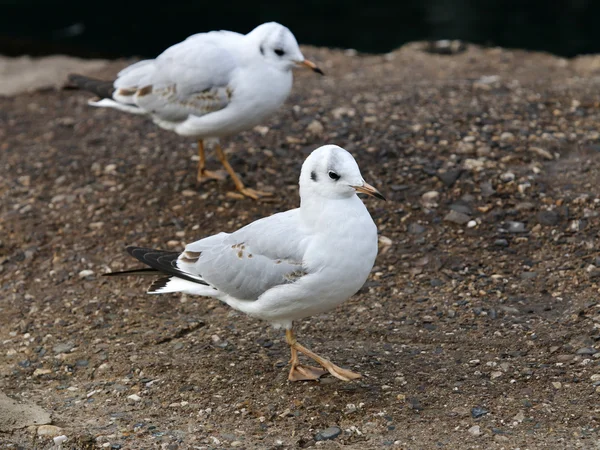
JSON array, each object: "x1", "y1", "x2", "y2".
[
  {"x1": 274, "y1": 48, "x2": 285, "y2": 56},
  {"x1": 310, "y1": 171, "x2": 317, "y2": 182},
  {"x1": 328, "y1": 171, "x2": 340, "y2": 181}
]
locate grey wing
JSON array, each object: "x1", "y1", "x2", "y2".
[
  {"x1": 178, "y1": 210, "x2": 309, "y2": 300},
  {"x1": 112, "y1": 35, "x2": 238, "y2": 122}
]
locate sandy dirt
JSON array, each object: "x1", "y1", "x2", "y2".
[{"x1": 2, "y1": 43, "x2": 600, "y2": 449}]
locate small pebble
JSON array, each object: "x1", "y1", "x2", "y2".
[
  {"x1": 468, "y1": 425, "x2": 481, "y2": 436},
  {"x1": 444, "y1": 210, "x2": 471, "y2": 225},
  {"x1": 53, "y1": 435, "x2": 68, "y2": 445},
  {"x1": 307, "y1": 120, "x2": 324, "y2": 135},
  {"x1": 127, "y1": 394, "x2": 142, "y2": 402},
  {"x1": 314, "y1": 426, "x2": 342, "y2": 441},
  {"x1": 537, "y1": 210, "x2": 559, "y2": 226},
  {"x1": 471, "y1": 406, "x2": 488, "y2": 418},
  {"x1": 576, "y1": 347, "x2": 596, "y2": 355},
  {"x1": 408, "y1": 223, "x2": 426, "y2": 234},
  {"x1": 507, "y1": 221, "x2": 526, "y2": 233},
  {"x1": 78, "y1": 269, "x2": 94, "y2": 279}
]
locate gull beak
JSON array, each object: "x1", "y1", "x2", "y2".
[
  {"x1": 352, "y1": 181, "x2": 386, "y2": 201},
  {"x1": 296, "y1": 59, "x2": 324, "y2": 75}
]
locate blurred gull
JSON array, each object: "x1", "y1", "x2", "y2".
[
  {"x1": 105, "y1": 145, "x2": 385, "y2": 381},
  {"x1": 68, "y1": 22, "x2": 323, "y2": 199}
]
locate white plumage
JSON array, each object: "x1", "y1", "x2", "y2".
[
  {"x1": 108, "y1": 145, "x2": 385, "y2": 381},
  {"x1": 71, "y1": 22, "x2": 323, "y2": 199}
]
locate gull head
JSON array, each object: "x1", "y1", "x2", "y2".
[
  {"x1": 249, "y1": 22, "x2": 324, "y2": 75},
  {"x1": 299, "y1": 145, "x2": 385, "y2": 201}
]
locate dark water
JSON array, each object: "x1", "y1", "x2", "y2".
[{"x1": 2, "y1": 0, "x2": 600, "y2": 58}]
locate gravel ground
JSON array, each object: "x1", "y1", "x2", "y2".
[{"x1": 2, "y1": 43, "x2": 600, "y2": 449}]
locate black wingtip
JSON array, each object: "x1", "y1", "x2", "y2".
[
  {"x1": 148, "y1": 277, "x2": 171, "y2": 293},
  {"x1": 102, "y1": 267, "x2": 160, "y2": 277},
  {"x1": 313, "y1": 67, "x2": 325, "y2": 76}
]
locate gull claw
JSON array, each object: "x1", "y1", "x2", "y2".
[
  {"x1": 196, "y1": 169, "x2": 228, "y2": 184},
  {"x1": 288, "y1": 364, "x2": 328, "y2": 382}
]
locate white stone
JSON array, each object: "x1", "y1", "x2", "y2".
[
  {"x1": 53, "y1": 435, "x2": 68, "y2": 445},
  {"x1": 468, "y1": 425, "x2": 481, "y2": 436}
]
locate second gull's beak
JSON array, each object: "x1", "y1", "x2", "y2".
[
  {"x1": 296, "y1": 59, "x2": 324, "y2": 75},
  {"x1": 352, "y1": 181, "x2": 386, "y2": 201}
]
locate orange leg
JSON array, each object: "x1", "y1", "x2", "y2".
[
  {"x1": 214, "y1": 143, "x2": 273, "y2": 200},
  {"x1": 196, "y1": 139, "x2": 226, "y2": 183},
  {"x1": 285, "y1": 329, "x2": 361, "y2": 382}
]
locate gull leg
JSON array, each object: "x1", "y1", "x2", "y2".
[
  {"x1": 286, "y1": 329, "x2": 328, "y2": 381},
  {"x1": 196, "y1": 139, "x2": 226, "y2": 184},
  {"x1": 285, "y1": 329, "x2": 361, "y2": 382},
  {"x1": 214, "y1": 143, "x2": 272, "y2": 200}
]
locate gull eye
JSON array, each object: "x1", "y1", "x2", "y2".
[
  {"x1": 328, "y1": 171, "x2": 340, "y2": 181},
  {"x1": 274, "y1": 48, "x2": 285, "y2": 56}
]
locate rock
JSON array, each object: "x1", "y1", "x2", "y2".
[
  {"x1": 590, "y1": 374, "x2": 600, "y2": 382},
  {"x1": 500, "y1": 172, "x2": 515, "y2": 182},
  {"x1": 520, "y1": 272, "x2": 538, "y2": 280},
  {"x1": 127, "y1": 394, "x2": 142, "y2": 402},
  {"x1": 450, "y1": 203, "x2": 472, "y2": 215},
  {"x1": 490, "y1": 371, "x2": 503, "y2": 380},
  {"x1": 421, "y1": 191, "x2": 439, "y2": 208},
  {"x1": 494, "y1": 239, "x2": 509, "y2": 247},
  {"x1": 315, "y1": 426, "x2": 342, "y2": 441},
  {"x1": 515, "y1": 202, "x2": 535, "y2": 211},
  {"x1": 0, "y1": 392, "x2": 51, "y2": 431},
  {"x1": 576, "y1": 347, "x2": 597, "y2": 355},
  {"x1": 464, "y1": 158, "x2": 485, "y2": 171},
  {"x1": 500, "y1": 132, "x2": 515, "y2": 142},
  {"x1": 512, "y1": 411, "x2": 525, "y2": 423},
  {"x1": 529, "y1": 146, "x2": 554, "y2": 160},
  {"x1": 33, "y1": 368, "x2": 52, "y2": 376},
  {"x1": 37, "y1": 425, "x2": 63, "y2": 436},
  {"x1": 537, "y1": 210, "x2": 559, "y2": 226},
  {"x1": 53, "y1": 342, "x2": 74, "y2": 354},
  {"x1": 471, "y1": 406, "x2": 488, "y2": 418},
  {"x1": 438, "y1": 169, "x2": 462, "y2": 187},
  {"x1": 468, "y1": 425, "x2": 481, "y2": 436},
  {"x1": 408, "y1": 223, "x2": 426, "y2": 234},
  {"x1": 451, "y1": 406, "x2": 470, "y2": 417},
  {"x1": 506, "y1": 221, "x2": 527, "y2": 233},
  {"x1": 480, "y1": 182, "x2": 495, "y2": 197},
  {"x1": 54, "y1": 435, "x2": 68, "y2": 445},
  {"x1": 78, "y1": 269, "x2": 94, "y2": 279},
  {"x1": 307, "y1": 120, "x2": 324, "y2": 135},
  {"x1": 552, "y1": 382, "x2": 562, "y2": 389},
  {"x1": 444, "y1": 210, "x2": 471, "y2": 225}
]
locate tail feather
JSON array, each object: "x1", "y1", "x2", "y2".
[
  {"x1": 66, "y1": 74, "x2": 115, "y2": 99},
  {"x1": 125, "y1": 246, "x2": 209, "y2": 286},
  {"x1": 103, "y1": 267, "x2": 160, "y2": 277}
]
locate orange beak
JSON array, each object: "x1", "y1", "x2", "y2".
[
  {"x1": 297, "y1": 59, "x2": 324, "y2": 75},
  {"x1": 352, "y1": 182, "x2": 386, "y2": 201}
]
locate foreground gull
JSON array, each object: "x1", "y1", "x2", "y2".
[
  {"x1": 105, "y1": 145, "x2": 385, "y2": 381},
  {"x1": 68, "y1": 22, "x2": 323, "y2": 199}
]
